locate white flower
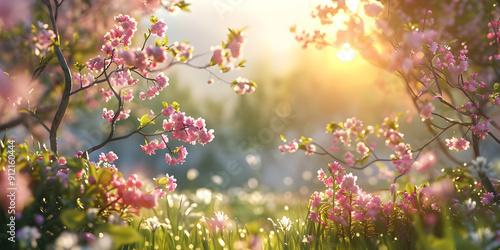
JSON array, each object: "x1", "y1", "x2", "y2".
[
  {"x1": 278, "y1": 216, "x2": 293, "y2": 231},
  {"x1": 142, "y1": 216, "x2": 167, "y2": 231}
]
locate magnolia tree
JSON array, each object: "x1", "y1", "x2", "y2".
[
  {"x1": 0, "y1": 0, "x2": 256, "y2": 248},
  {"x1": 280, "y1": 0, "x2": 500, "y2": 248}
]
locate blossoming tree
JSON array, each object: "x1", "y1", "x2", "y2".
[
  {"x1": 281, "y1": 0, "x2": 500, "y2": 247},
  {"x1": 0, "y1": 0, "x2": 255, "y2": 248}
]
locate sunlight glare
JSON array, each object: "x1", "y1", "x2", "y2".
[
  {"x1": 346, "y1": 0, "x2": 359, "y2": 12},
  {"x1": 337, "y1": 43, "x2": 355, "y2": 62}
]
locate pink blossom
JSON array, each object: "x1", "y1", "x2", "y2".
[
  {"x1": 58, "y1": 157, "x2": 67, "y2": 165},
  {"x1": 340, "y1": 173, "x2": 359, "y2": 193},
  {"x1": 344, "y1": 152, "x2": 355, "y2": 166},
  {"x1": 165, "y1": 174, "x2": 177, "y2": 191},
  {"x1": 141, "y1": 139, "x2": 166, "y2": 155},
  {"x1": 308, "y1": 211, "x2": 321, "y2": 223},
  {"x1": 155, "y1": 72, "x2": 169, "y2": 88},
  {"x1": 471, "y1": 120, "x2": 491, "y2": 140},
  {"x1": 210, "y1": 45, "x2": 227, "y2": 66},
  {"x1": 123, "y1": 89, "x2": 134, "y2": 101},
  {"x1": 87, "y1": 55, "x2": 105, "y2": 72},
  {"x1": 205, "y1": 211, "x2": 229, "y2": 232},
  {"x1": 99, "y1": 151, "x2": 118, "y2": 163},
  {"x1": 199, "y1": 128, "x2": 215, "y2": 145},
  {"x1": 305, "y1": 144, "x2": 316, "y2": 155},
  {"x1": 328, "y1": 162, "x2": 345, "y2": 175},
  {"x1": 356, "y1": 142, "x2": 369, "y2": 155},
  {"x1": 162, "y1": 106, "x2": 175, "y2": 118},
  {"x1": 390, "y1": 183, "x2": 397, "y2": 196},
  {"x1": 279, "y1": 139, "x2": 299, "y2": 154},
  {"x1": 102, "y1": 108, "x2": 115, "y2": 123},
  {"x1": 311, "y1": 192, "x2": 322, "y2": 208},
  {"x1": 445, "y1": 137, "x2": 470, "y2": 151},
  {"x1": 144, "y1": 0, "x2": 162, "y2": 11},
  {"x1": 419, "y1": 102, "x2": 435, "y2": 120},
  {"x1": 146, "y1": 46, "x2": 168, "y2": 63},
  {"x1": 99, "y1": 88, "x2": 114, "y2": 102},
  {"x1": 323, "y1": 176, "x2": 334, "y2": 187},
  {"x1": 232, "y1": 77, "x2": 256, "y2": 95},
  {"x1": 151, "y1": 20, "x2": 168, "y2": 37},
  {"x1": 227, "y1": 31, "x2": 246, "y2": 58},
  {"x1": 172, "y1": 42, "x2": 194, "y2": 61}
]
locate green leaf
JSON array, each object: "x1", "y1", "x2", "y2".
[
  {"x1": 406, "y1": 182, "x2": 416, "y2": 194},
  {"x1": 172, "y1": 101, "x2": 180, "y2": 112},
  {"x1": 326, "y1": 122, "x2": 339, "y2": 133},
  {"x1": 280, "y1": 135, "x2": 286, "y2": 142},
  {"x1": 359, "y1": 152, "x2": 371, "y2": 165},
  {"x1": 138, "y1": 114, "x2": 153, "y2": 128},
  {"x1": 158, "y1": 177, "x2": 169, "y2": 185},
  {"x1": 61, "y1": 209, "x2": 87, "y2": 230},
  {"x1": 96, "y1": 224, "x2": 140, "y2": 247},
  {"x1": 300, "y1": 136, "x2": 312, "y2": 144},
  {"x1": 97, "y1": 167, "x2": 114, "y2": 186},
  {"x1": 18, "y1": 110, "x2": 29, "y2": 114}
]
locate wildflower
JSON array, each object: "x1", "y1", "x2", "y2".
[
  {"x1": 310, "y1": 192, "x2": 322, "y2": 208},
  {"x1": 142, "y1": 216, "x2": 167, "y2": 231},
  {"x1": 278, "y1": 216, "x2": 293, "y2": 231},
  {"x1": 328, "y1": 161, "x2": 345, "y2": 175},
  {"x1": 205, "y1": 211, "x2": 229, "y2": 232},
  {"x1": 308, "y1": 210, "x2": 321, "y2": 223},
  {"x1": 340, "y1": 173, "x2": 359, "y2": 193},
  {"x1": 390, "y1": 183, "x2": 397, "y2": 196}
]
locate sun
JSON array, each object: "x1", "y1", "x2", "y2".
[{"x1": 337, "y1": 43, "x2": 356, "y2": 62}]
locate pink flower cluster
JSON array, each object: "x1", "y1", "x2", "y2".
[
  {"x1": 231, "y1": 77, "x2": 256, "y2": 95},
  {"x1": 308, "y1": 162, "x2": 396, "y2": 227},
  {"x1": 278, "y1": 139, "x2": 298, "y2": 154},
  {"x1": 99, "y1": 151, "x2": 118, "y2": 163},
  {"x1": 109, "y1": 174, "x2": 166, "y2": 215},
  {"x1": 137, "y1": 104, "x2": 214, "y2": 165},
  {"x1": 471, "y1": 120, "x2": 491, "y2": 140},
  {"x1": 210, "y1": 30, "x2": 246, "y2": 72},
  {"x1": 162, "y1": 108, "x2": 214, "y2": 145},
  {"x1": 445, "y1": 137, "x2": 470, "y2": 151},
  {"x1": 102, "y1": 108, "x2": 130, "y2": 123},
  {"x1": 434, "y1": 43, "x2": 469, "y2": 75},
  {"x1": 172, "y1": 42, "x2": 194, "y2": 61},
  {"x1": 141, "y1": 138, "x2": 166, "y2": 155},
  {"x1": 105, "y1": 14, "x2": 137, "y2": 48},
  {"x1": 30, "y1": 21, "x2": 56, "y2": 56}
]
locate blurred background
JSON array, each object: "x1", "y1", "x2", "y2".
[{"x1": 0, "y1": 0, "x2": 443, "y2": 197}]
